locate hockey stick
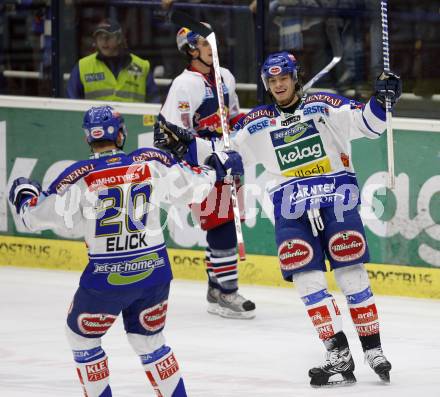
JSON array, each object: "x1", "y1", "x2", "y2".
[
  {"x1": 302, "y1": 19, "x2": 343, "y2": 92},
  {"x1": 381, "y1": 0, "x2": 395, "y2": 189},
  {"x1": 170, "y1": 10, "x2": 247, "y2": 260}
]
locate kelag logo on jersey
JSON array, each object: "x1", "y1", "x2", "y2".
[
  {"x1": 93, "y1": 252, "x2": 166, "y2": 286},
  {"x1": 272, "y1": 120, "x2": 332, "y2": 177}
]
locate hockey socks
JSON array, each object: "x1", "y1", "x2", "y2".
[
  {"x1": 346, "y1": 286, "x2": 381, "y2": 350},
  {"x1": 140, "y1": 345, "x2": 187, "y2": 397},
  {"x1": 335, "y1": 264, "x2": 391, "y2": 382},
  {"x1": 73, "y1": 346, "x2": 112, "y2": 397},
  {"x1": 299, "y1": 283, "x2": 355, "y2": 387},
  {"x1": 205, "y1": 247, "x2": 238, "y2": 293},
  {"x1": 301, "y1": 288, "x2": 343, "y2": 340}
]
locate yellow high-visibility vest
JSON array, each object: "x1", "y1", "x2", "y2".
[{"x1": 79, "y1": 52, "x2": 150, "y2": 102}]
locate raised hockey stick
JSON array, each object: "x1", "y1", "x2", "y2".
[
  {"x1": 302, "y1": 19, "x2": 343, "y2": 92},
  {"x1": 170, "y1": 10, "x2": 247, "y2": 260},
  {"x1": 381, "y1": 0, "x2": 395, "y2": 189}
]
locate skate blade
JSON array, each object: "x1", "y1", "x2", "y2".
[
  {"x1": 218, "y1": 307, "x2": 256, "y2": 320},
  {"x1": 207, "y1": 303, "x2": 220, "y2": 315},
  {"x1": 375, "y1": 362, "x2": 391, "y2": 383},
  {"x1": 310, "y1": 372, "x2": 357, "y2": 388},
  {"x1": 378, "y1": 371, "x2": 390, "y2": 383}
]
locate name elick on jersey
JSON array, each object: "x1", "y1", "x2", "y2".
[{"x1": 106, "y1": 232, "x2": 148, "y2": 252}]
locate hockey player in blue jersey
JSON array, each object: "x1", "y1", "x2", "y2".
[
  {"x1": 154, "y1": 51, "x2": 402, "y2": 387},
  {"x1": 9, "y1": 105, "x2": 244, "y2": 397}
]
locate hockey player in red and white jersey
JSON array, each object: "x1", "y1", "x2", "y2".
[
  {"x1": 159, "y1": 25, "x2": 255, "y2": 319},
  {"x1": 155, "y1": 51, "x2": 402, "y2": 387},
  {"x1": 9, "y1": 105, "x2": 244, "y2": 397}
]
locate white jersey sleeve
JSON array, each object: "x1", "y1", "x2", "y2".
[
  {"x1": 20, "y1": 187, "x2": 84, "y2": 233},
  {"x1": 149, "y1": 156, "x2": 217, "y2": 205},
  {"x1": 326, "y1": 96, "x2": 386, "y2": 141}
]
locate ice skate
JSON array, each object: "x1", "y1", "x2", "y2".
[
  {"x1": 217, "y1": 291, "x2": 256, "y2": 319},
  {"x1": 365, "y1": 346, "x2": 392, "y2": 383},
  {"x1": 309, "y1": 346, "x2": 356, "y2": 387},
  {"x1": 206, "y1": 286, "x2": 221, "y2": 315}
]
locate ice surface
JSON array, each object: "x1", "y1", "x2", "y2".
[{"x1": 1, "y1": 266, "x2": 439, "y2": 397}]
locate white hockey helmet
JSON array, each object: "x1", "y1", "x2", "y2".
[{"x1": 176, "y1": 23, "x2": 212, "y2": 54}]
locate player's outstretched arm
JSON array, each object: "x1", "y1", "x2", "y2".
[
  {"x1": 155, "y1": 148, "x2": 243, "y2": 207},
  {"x1": 9, "y1": 176, "x2": 82, "y2": 233},
  {"x1": 154, "y1": 114, "x2": 221, "y2": 165}
]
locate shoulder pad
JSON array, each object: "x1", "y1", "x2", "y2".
[
  {"x1": 47, "y1": 159, "x2": 96, "y2": 195},
  {"x1": 130, "y1": 148, "x2": 176, "y2": 167},
  {"x1": 304, "y1": 92, "x2": 349, "y2": 108},
  {"x1": 235, "y1": 105, "x2": 277, "y2": 129}
]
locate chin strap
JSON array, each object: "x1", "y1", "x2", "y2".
[
  {"x1": 307, "y1": 208, "x2": 324, "y2": 237},
  {"x1": 190, "y1": 49, "x2": 213, "y2": 69}
]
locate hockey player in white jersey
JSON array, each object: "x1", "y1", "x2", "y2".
[
  {"x1": 155, "y1": 51, "x2": 402, "y2": 387},
  {"x1": 159, "y1": 25, "x2": 255, "y2": 319},
  {"x1": 9, "y1": 105, "x2": 244, "y2": 397}
]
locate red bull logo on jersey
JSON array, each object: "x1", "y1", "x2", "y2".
[
  {"x1": 194, "y1": 109, "x2": 228, "y2": 134},
  {"x1": 178, "y1": 101, "x2": 190, "y2": 112}
]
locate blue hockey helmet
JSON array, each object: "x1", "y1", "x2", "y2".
[
  {"x1": 82, "y1": 105, "x2": 127, "y2": 148},
  {"x1": 261, "y1": 51, "x2": 298, "y2": 91}
]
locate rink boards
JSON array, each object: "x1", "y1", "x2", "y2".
[
  {"x1": 0, "y1": 235, "x2": 439, "y2": 299},
  {"x1": 1, "y1": 96, "x2": 440, "y2": 299}
]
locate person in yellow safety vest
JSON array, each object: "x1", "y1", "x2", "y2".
[{"x1": 67, "y1": 18, "x2": 160, "y2": 103}]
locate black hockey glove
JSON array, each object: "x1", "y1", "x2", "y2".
[
  {"x1": 204, "y1": 150, "x2": 244, "y2": 182},
  {"x1": 154, "y1": 114, "x2": 195, "y2": 160},
  {"x1": 9, "y1": 177, "x2": 42, "y2": 214},
  {"x1": 374, "y1": 72, "x2": 402, "y2": 109}
]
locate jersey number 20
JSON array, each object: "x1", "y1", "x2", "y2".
[{"x1": 95, "y1": 183, "x2": 152, "y2": 237}]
